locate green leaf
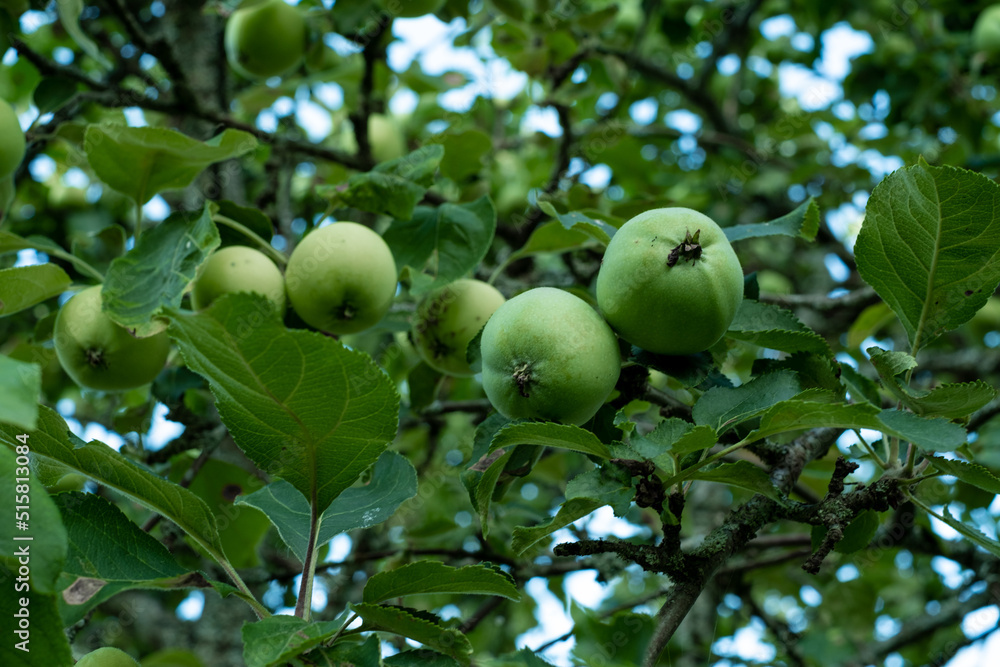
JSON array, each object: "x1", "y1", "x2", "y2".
[
  {"x1": 0, "y1": 355, "x2": 41, "y2": 430},
  {"x1": 503, "y1": 221, "x2": 595, "y2": 265},
  {"x1": 929, "y1": 457, "x2": 1000, "y2": 494},
  {"x1": 56, "y1": 0, "x2": 112, "y2": 69},
  {"x1": 538, "y1": 201, "x2": 616, "y2": 244},
  {"x1": 0, "y1": 446, "x2": 67, "y2": 593},
  {"x1": 724, "y1": 198, "x2": 819, "y2": 242},
  {"x1": 438, "y1": 129, "x2": 492, "y2": 180},
  {"x1": 840, "y1": 364, "x2": 882, "y2": 407},
  {"x1": 0, "y1": 230, "x2": 67, "y2": 257},
  {"x1": 316, "y1": 636, "x2": 381, "y2": 666},
  {"x1": 0, "y1": 264, "x2": 72, "y2": 317},
  {"x1": 812, "y1": 510, "x2": 880, "y2": 554},
  {"x1": 236, "y1": 451, "x2": 417, "y2": 561},
  {"x1": 376, "y1": 144, "x2": 444, "y2": 187},
  {"x1": 566, "y1": 465, "x2": 634, "y2": 516},
  {"x1": 930, "y1": 504, "x2": 1000, "y2": 558},
  {"x1": 351, "y1": 603, "x2": 473, "y2": 665},
  {"x1": 726, "y1": 300, "x2": 832, "y2": 356},
  {"x1": 70, "y1": 225, "x2": 127, "y2": 275},
  {"x1": 846, "y1": 302, "x2": 896, "y2": 350},
  {"x1": 52, "y1": 492, "x2": 208, "y2": 625},
  {"x1": 867, "y1": 347, "x2": 918, "y2": 379},
  {"x1": 103, "y1": 204, "x2": 221, "y2": 335},
  {"x1": 472, "y1": 448, "x2": 514, "y2": 537},
  {"x1": 877, "y1": 409, "x2": 968, "y2": 452},
  {"x1": 387, "y1": 649, "x2": 461, "y2": 667},
  {"x1": 84, "y1": 125, "x2": 258, "y2": 204},
  {"x1": 869, "y1": 346, "x2": 997, "y2": 419},
  {"x1": 489, "y1": 421, "x2": 612, "y2": 459},
  {"x1": 0, "y1": 571, "x2": 72, "y2": 665},
  {"x1": 746, "y1": 400, "x2": 968, "y2": 452},
  {"x1": 363, "y1": 562, "x2": 520, "y2": 604},
  {"x1": 172, "y1": 457, "x2": 272, "y2": 569},
  {"x1": 0, "y1": 406, "x2": 227, "y2": 563},
  {"x1": 337, "y1": 171, "x2": 427, "y2": 220},
  {"x1": 856, "y1": 163, "x2": 1000, "y2": 350},
  {"x1": 510, "y1": 497, "x2": 604, "y2": 556},
  {"x1": 168, "y1": 293, "x2": 400, "y2": 514},
  {"x1": 631, "y1": 418, "x2": 719, "y2": 464},
  {"x1": 384, "y1": 196, "x2": 496, "y2": 294},
  {"x1": 688, "y1": 460, "x2": 784, "y2": 503},
  {"x1": 692, "y1": 370, "x2": 802, "y2": 433},
  {"x1": 329, "y1": 144, "x2": 444, "y2": 220},
  {"x1": 903, "y1": 381, "x2": 998, "y2": 420},
  {"x1": 483, "y1": 648, "x2": 558, "y2": 667},
  {"x1": 33, "y1": 76, "x2": 79, "y2": 115},
  {"x1": 241, "y1": 615, "x2": 343, "y2": 667}
]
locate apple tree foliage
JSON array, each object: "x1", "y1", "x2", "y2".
[{"x1": 2, "y1": 1, "x2": 1000, "y2": 666}]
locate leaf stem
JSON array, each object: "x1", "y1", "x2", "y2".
[
  {"x1": 295, "y1": 501, "x2": 321, "y2": 621},
  {"x1": 134, "y1": 198, "x2": 143, "y2": 242},
  {"x1": 660, "y1": 439, "x2": 749, "y2": 490},
  {"x1": 217, "y1": 558, "x2": 270, "y2": 619},
  {"x1": 212, "y1": 214, "x2": 287, "y2": 265},
  {"x1": 324, "y1": 612, "x2": 359, "y2": 647},
  {"x1": 903, "y1": 442, "x2": 918, "y2": 477},
  {"x1": 854, "y1": 429, "x2": 887, "y2": 469},
  {"x1": 888, "y1": 436, "x2": 900, "y2": 467},
  {"x1": 45, "y1": 247, "x2": 104, "y2": 282}
]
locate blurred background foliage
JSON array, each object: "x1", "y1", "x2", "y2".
[{"x1": 3, "y1": 0, "x2": 1000, "y2": 665}]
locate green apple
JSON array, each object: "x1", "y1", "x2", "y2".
[
  {"x1": 284, "y1": 222, "x2": 397, "y2": 334},
  {"x1": 191, "y1": 245, "x2": 285, "y2": 314},
  {"x1": 54, "y1": 286, "x2": 170, "y2": 391},
  {"x1": 412, "y1": 279, "x2": 506, "y2": 376},
  {"x1": 480, "y1": 287, "x2": 621, "y2": 425},
  {"x1": 596, "y1": 207, "x2": 743, "y2": 355},
  {"x1": 369, "y1": 114, "x2": 406, "y2": 163},
  {"x1": 0, "y1": 97, "x2": 25, "y2": 179},
  {"x1": 76, "y1": 646, "x2": 140, "y2": 667},
  {"x1": 974, "y1": 5, "x2": 1000, "y2": 54},
  {"x1": 225, "y1": 0, "x2": 307, "y2": 79}
]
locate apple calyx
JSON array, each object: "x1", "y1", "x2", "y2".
[
  {"x1": 513, "y1": 362, "x2": 534, "y2": 398},
  {"x1": 85, "y1": 348, "x2": 107, "y2": 369},
  {"x1": 667, "y1": 229, "x2": 703, "y2": 267}
]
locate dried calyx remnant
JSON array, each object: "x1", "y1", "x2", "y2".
[
  {"x1": 513, "y1": 362, "x2": 533, "y2": 398},
  {"x1": 667, "y1": 229, "x2": 703, "y2": 267},
  {"x1": 85, "y1": 348, "x2": 107, "y2": 369}
]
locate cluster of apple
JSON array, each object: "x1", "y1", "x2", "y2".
[
  {"x1": 54, "y1": 209, "x2": 743, "y2": 430},
  {"x1": 223, "y1": 0, "x2": 447, "y2": 82},
  {"x1": 53, "y1": 222, "x2": 396, "y2": 391},
  {"x1": 471, "y1": 208, "x2": 744, "y2": 425}
]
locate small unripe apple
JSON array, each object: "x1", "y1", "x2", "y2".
[
  {"x1": 480, "y1": 287, "x2": 621, "y2": 425},
  {"x1": 0, "y1": 97, "x2": 25, "y2": 179},
  {"x1": 412, "y1": 279, "x2": 506, "y2": 376},
  {"x1": 369, "y1": 114, "x2": 406, "y2": 163},
  {"x1": 974, "y1": 5, "x2": 1000, "y2": 54},
  {"x1": 596, "y1": 207, "x2": 743, "y2": 355},
  {"x1": 284, "y1": 222, "x2": 397, "y2": 334},
  {"x1": 191, "y1": 246, "x2": 286, "y2": 314},
  {"x1": 54, "y1": 286, "x2": 170, "y2": 391},
  {"x1": 75, "y1": 646, "x2": 140, "y2": 667},
  {"x1": 225, "y1": 0, "x2": 307, "y2": 79}
]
